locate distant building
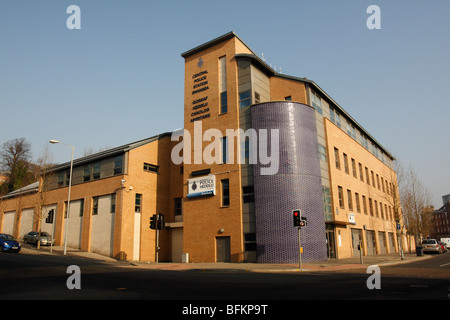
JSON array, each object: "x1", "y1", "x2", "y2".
[{"x1": 431, "y1": 195, "x2": 450, "y2": 239}]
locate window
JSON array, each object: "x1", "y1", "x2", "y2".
[
  {"x1": 93, "y1": 196, "x2": 99, "y2": 215},
  {"x1": 174, "y1": 198, "x2": 182, "y2": 216},
  {"x1": 338, "y1": 186, "x2": 344, "y2": 209},
  {"x1": 355, "y1": 193, "x2": 361, "y2": 213},
  {"x1": 221, "y1": 136, "x2": 228, "y2": 164},
  {"x1": 374, "y1": 200, "x2": 379, "y2": 217},
  {"x1": 114, "y1": 156, "x2": 123, "y2": 175},
  {"x1": 285, "y1": 96, "x2": 292, "y2": 101},
  {"x1": 311, "y1": 91, "x2": 323, "y2": 115},
  {"x1": 365, "y1": 167, "x2": 370, "y2": 185},
  {"x1": 371, "y1": 171, "x2": 375, "y2": 187},
  {"x1": 111, "y1": 194, "x2": 116, "y2": 213},
  {"x1": 242, "y1": 186, "x2": 254, "y2": 203},
  {"x1": 93, "y1": 162, "x2": 101, "y2": 180},
  {"x1": 334, "y1": 148, "x2": 340, "y2": 170},
  {"x1": 83, "y1": 165, "x2": 91, "y2": 182},
  {"x1": 254, "y1": 92, "x2": 260, "y2": 103},
  {"x1": 135, "y1": 194, "x2": 142, "y2": 212},
  {"x1": 144, "y1": 163, "x2": 159, "y2": 173},
  {"x1": 343, "y1": 153, "x2": 349, "y2": 174},
  {"x1": 239, "y1": 90, "x2": 251, "y2": 108},
  {"x1": 369, "y1": 198, "x2": 373, "y2": 216},
  {"x1": 57, "y1": 170, "x2": 69, "y2": 187},
  {"x1": 221, "y1": 179, "x2": 230, "y2": 207},
  {"x1": 244, "y1": 233, "x2": 256, "y2": 251},
  {"x1": 318, "y1": 144, "x2": 327, "y2": 162},
  {"x1": 359, "y1": 163, "x2": 364, "y2": 182},
  {"x1": 80, "y1": 199, "x2": 84, "y2": 217},
  {"x1": 347, "y1": 190, "x2": 353, "y2": 211},
  {"x1": 351, "y1": 158, "x2": 357, "y2": 178},
  {"x1": 219, "y1": 56, "x2": 227, "y2": 113},
  {"x1": 322, "y1": 186, "x2": 332, "y2": 220},
  {"x1": 330, "y1": 108, "x2": 341, "y2": 128},
  {"x1": 362, "y1": 195, "x2": 367, "y2": 214}
]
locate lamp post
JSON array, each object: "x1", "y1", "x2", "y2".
[{"x1": 49, "y1": 140, "x2": 74, "y2": 255}]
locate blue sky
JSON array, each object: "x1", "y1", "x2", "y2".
[{"x1": 1, "y1": 0, "x2": 449, "y2": 207}]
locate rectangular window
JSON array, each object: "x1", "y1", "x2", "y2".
[
  {"x1": 174, "y1": 198, "x2": 182, "y2": 216},
  {"x1": 365, "y1": 167, "x2": 370, "y2": 185},
  {"x1": 369, "y1": 198, "x2": 373, "y2": 216},
  {"x1": 311, "y1": 91, "x2": 323, "y2": 115},
  {"x1": 143, "y1": 163, "x2": 159, "y2": 173},
  {"x1": 334, "y1": 148, "x2": 340, "y2": 170},
  {"x1": 135, "y1": 194, "x2": 142, "y2": 213},
  {"x1": 351, "y1": 158, "x2": 357, "y2": 178},
  {"x1": 80, "y1": 199, "x2": 84, "y2": 217},
  {"x1": 83, "y1": 165, "x2": 91, "y2": 182},
  {"x1": 239, "y1": 90, "x2": 251, "y2": 108},
  {"x1": 219, "y1": 56, "x2": 227, "y2": 114},
  {"x1": 92, "y1": 196, "x2": 99, "y2": 215},
  {"x1": 347, "y1": 189, "x2": 353, "y2": 211},
  {"x1": 221, "y1": 136, "x2": 228, "y2": 164},
  {"x1": 318, "y1": 144, "x2": 327, "y2": 162},
  {"x1": 343, "y1": 153, "x2": 349, "y2": 174},
  {"x1": 93, "y1": 162, "x2": 101, "y2": 180},
  {"x1": 362, "y1": 195, "x2": 367, "y2": 214},
  {"x1": 254, "y1": 92, "x2": 260, "y2": 104},
  {"x1": 355, "y1": 193, "x2": 361, "y2": 213},
  {"x1": 242, "y1": 186, "x2": 255, "y2": 203},
  {"x1": 221, "y1": 179, "x2": 230, "y2": 207},
  {"x1": 338, "y1": 186, "x2": 344, "y2": 209},
  {"x1": 110, "y1": 194, "x2": 116, "y2": 213},
  {"x1": 244, "y1": 233, "x2": 256, "y2": 251},
  {"x1": 114, "y1": 156, "x2": 123, "y2": 175},
  {"x1": 371, "y1": 171, "x2": 375, "y2": 187},
  {"x1": 359, "y1": 163, "x2": 364, "y2": 182}
]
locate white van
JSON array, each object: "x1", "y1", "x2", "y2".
[{"x1": 441, "y1": 238, "x2": 450, "y2": 248}]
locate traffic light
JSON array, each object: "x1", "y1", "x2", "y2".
[
  {"x1": 150, "y1": 214, "x2": 157, "y2": 229},
  {"x1": 293, "y1": 209, "x2": 301, "y2": 227},
  {"x1": 45, "y1": 209, "x2": 54, "y2": 224},
  {"x1": 157, "y1": 213, "x2": 165, "y2": 230}
]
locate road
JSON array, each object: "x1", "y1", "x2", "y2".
[{"x1": 1, "y1": 248, "x2": 449, "y2": 305}]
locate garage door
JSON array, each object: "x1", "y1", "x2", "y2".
[
  {"x1": 19, "y1": 208, "x2": 34, "y2": 239},
  {"x1": 366, "y1": 230, "x2": 376, "y2": 255},
  {"x1": 2, "y1": 211, "x2": 15, "y2": 235}
]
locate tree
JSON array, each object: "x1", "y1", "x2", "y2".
[
  {"x1": 400, "y1": 166, "x2": 434, "y2": 245},
  {"x1": 0, "y1": 138, "x2": 34, "y2": 192}
]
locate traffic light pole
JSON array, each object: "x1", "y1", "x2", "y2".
[
  {"x1": 297, "y1": 227, "x2": 302, "y2": 271},
  {"x1": 156, "y1": 228, "x2": 160, "y2": 264}
]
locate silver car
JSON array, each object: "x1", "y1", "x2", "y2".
[
  {"x1": 23, "y1": 231, "x2": 55, "y2": 246},
  {"x1": 422, "y1": 239, "x2": 442, "y2": 254}
]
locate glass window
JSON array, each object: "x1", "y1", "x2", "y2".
[
  {"x1": 338, "y1": 186, "x2": 344, "y2": 209},
  {"x1": 221, "y1": 136, "x2": 228, "y2": 164},
  {"x1": 174, "y1": 198, "x2": 182, "y2": 216},
  {"x1": 221, "y1": 179, "x2": 230, "y2": 207},
  {"x1": 93, "y1": 162, "x2": 100, "y2": 180},
  {"x1": 111, "y1": 194, "x2": 116, "y2": 213},
  {"x1": 93, "y1": 196, "x2": 99, "y2": 215},
  {"x1": 242, "y1": 186, "x2": 254, "y2": 203},
  {"x1": 220, "y1": 91, "x2": 227, "y2": 114},
  {"x1": 239, "y1": 90, "x2": 251, "y2": 108},
  {"x1": 311, "y1": 91, "x2": 323, "y2": 115},
  {"x1": 114, "y1": 156, "x2": 123, "y2": 175},
  {"x1": 135, "y1": 194, "x2": 142, "y2": 212},
  {"x1": 334, "y1": 148, "x2": 340, "y2": 170}
]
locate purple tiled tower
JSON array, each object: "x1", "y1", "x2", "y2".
[{"x1": 251, "y1": 101, "x2": 328, "y2": 263}]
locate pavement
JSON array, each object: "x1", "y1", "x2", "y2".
[{"x1": 19, "y1": 244, "x2": 433, "y2": 273}]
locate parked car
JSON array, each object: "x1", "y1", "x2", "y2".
[
  {"x1": 438, "y1": 241, "x2": 448, "y2": 253},
  {"x1": 0, "y1": 233, "x2": 21, "y2": 253},
  {"x1": 422, "y1": 239, "x2": 442, "y2": 254},
  {"x1": 23, "y1": 231, "x2": 54, "y2": 246}
]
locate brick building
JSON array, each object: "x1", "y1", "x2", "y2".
[{"x1": 0, "y1": 32, "x2": 413, "y2": 263}]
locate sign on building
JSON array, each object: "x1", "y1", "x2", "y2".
[{"x1": 187, "y1": 175, "x2": 216, "y2": 199}]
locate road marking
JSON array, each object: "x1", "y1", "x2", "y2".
[
  {"x1": 409, "y1": 284, "x2": 429, "y2": 288},
  {"x1": 440, "y1": 262, "x2": 450, "y2": 267}
]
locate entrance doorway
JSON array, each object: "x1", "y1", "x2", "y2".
[
  {"x1": 351, "y1": 228, "x2": 362, "y2": 257},
  {"x1": 325, "y1": 225, "x2": 336, "y2": 259},
  {"x1": 216, "y1": 236, "x2": 231, "y2": 262}
]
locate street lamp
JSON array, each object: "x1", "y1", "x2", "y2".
[{"x1": 49, "y1": 139, "x2": 74, "y2": 255}]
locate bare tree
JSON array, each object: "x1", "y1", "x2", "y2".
[
  {"x1": 401, "y1": 166, "x2": 434, "y2": 245},
  {"x1": 32, "y1": 145, "x2": 56, "y2": 249}
]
